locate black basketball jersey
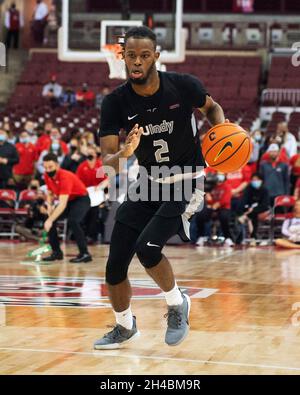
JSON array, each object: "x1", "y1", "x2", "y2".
[{"x1": 99, "y1": 71, "x2": 208, "y2": 173}]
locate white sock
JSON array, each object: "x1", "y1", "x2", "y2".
[
  {"x1": 164, "y1": 283, "x2": 183, "y2": 306},
  {"x1": 114, "y1": 306, "x2": 133, "y2": 330}
]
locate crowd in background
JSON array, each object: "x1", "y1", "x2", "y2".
[{"x1": 0, "y1": 110, "x2": 300, "y2": 247}]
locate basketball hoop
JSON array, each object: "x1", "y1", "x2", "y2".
[{"x1": 103, "y1": 44, "x2": 126, "y2": 80}]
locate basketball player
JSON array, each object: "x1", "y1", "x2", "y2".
[{"x1": 94, "y1": 26, "x2": 227, "y2": 349}]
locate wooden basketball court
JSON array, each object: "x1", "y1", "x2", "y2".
[{"x1": 0, "y1": 242, "x2": 300, "y2": 375}]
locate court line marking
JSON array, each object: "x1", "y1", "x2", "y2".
[{"x1": 0, "y1": 346, "x2": 299, "y2": 372}]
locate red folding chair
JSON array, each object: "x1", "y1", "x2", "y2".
[
  {"x1": 271, "y1": 195, "x2": 296, "y2": 242},
  {"x1": 0, "y1": 189, "x2": 17, "y2": 238}
]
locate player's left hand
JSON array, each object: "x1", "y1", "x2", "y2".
[{"x1": 44, "y1": 219, "x2": 53, "y2": 232}]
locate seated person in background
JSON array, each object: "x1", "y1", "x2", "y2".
[
  {"x1": 60, "y1": 86, "x2": 77, "y2": 110},
  {"x1": 275, "y1": 122, "x2": 297, "y2": 159},
  {"x1": 76, "y1": 83, "x2": 95, "y2": 107},
  {"x1": 226, "y1": 164, "x2": 252, "y2": 211},
  {"x1": 15, "y1": 179, "x2": 48, "y2": 241},
  {"x1": 13, "y1": 131, "x2": 38, "y2": 190},
  {"x1": 194, "y1": 173, "x2": 234, "y2": 247},
  {"x1": 76, "y1": 145, "x2": 108, "y2": 243},
  {"x1": 238, "y1": 173, "x2": 270, "y2": 242},
  {"x1": 294, "y1": 177, "x2": 300, "y2": 200},
  {"x1": 36, "y1": 139, "x2": 65, "y2": 180},
  {"x1": 95, "y1": 85, "x2": 110, "y2": 109},
  {"x1": 42, "y1": 74, "x2": 63, "y2": 108},
  {"x1": 260, "y1": 143, "x2": 290, "y2": 206},
  {"x1": 261, "y1": 135, "x2": 289, "y2": 165},
  {"x1": 61, "y1": 138, "x2": 86, "y2": 173},
  {"x1": 275, "y1": 201, "x2": 300, "y2": 249},
  {"x1": 0, "y1": 129, "x2": 19, "y2": 189}
]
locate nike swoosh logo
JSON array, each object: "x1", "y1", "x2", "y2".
[
  {"x1": 147, "y1": 241, "x2": 161, "y2": 248},
  {"x1": 128, "y1": 114, "x2": 138, "y2": 120},
  {"x1": 214, "y1": 141, "x2": 233, "y2": 162}
]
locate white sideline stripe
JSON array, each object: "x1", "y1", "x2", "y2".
[{"x1": 0, "y1": 346, "x2": 299, "y2": 372}]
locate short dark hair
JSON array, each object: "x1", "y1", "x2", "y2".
[
  {"x1": 251, "y1": 172, "x2": 263, "y2": 181},
  {"x1": 124, "y1": 26, "x2": 157, "y2": 49},
  {"x1": 43, "y1": 153, "x2": 58, "y2": 162}
]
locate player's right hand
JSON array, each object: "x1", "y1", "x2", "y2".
[{"x1": 121, "y1": 124, "x2": 143, "y2": 157}]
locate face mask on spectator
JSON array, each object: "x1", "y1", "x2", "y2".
[
  {"x1": 0, "y1": 135, "x2": 7, "y2": 142},
  {"x1": 30, "y1": 185, "x2": 38, "y2": 191},
  {"x1": 251, "y1": 180, "x2": 262, "y2": 189},
  {"x1": 217, "y1": 174, "x2": 225, "y2": 183},
  {"x1": 70, "y1": 145, "x2": 77, "y2": 153},
  {"x1": 255, "y1": 134, "x2": 262, "y2": 142},
  {"x1": 51, "y1": 143, "x2": 60, "y2": 151},
  {"x1": 20, "y1": 137, "x2": 29, "y2": 144},
  {"x1": 87, "y1": 154, "x2": 95, "y2": 161}
]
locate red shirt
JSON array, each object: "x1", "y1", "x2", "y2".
[
  {"x1": 226, "y1": 165, "x2": 251, "y2": 191},
  {"x1": 207, "y1": 182, "x2": 232, "y2": 209},
  {"x1": 295, "y1": 178, "x2": 300, "y2": 199},
  {"x1": 261, "y1": 147, "x2": 289, "y2": 165},
  {"x1": 290, "y1": 154, "x2": 300, "y2": 176},
  {"x1": 13, "y1": 143, "x2": 38, "y2": 175},
  {"x1": 76, "y1": 90, "x2": 95, "y2": 106},
  {"x1": 36, "y1": 135, "x2": 69, "y2": 155},
  {"x1": 76, "y1": 159, "x2": 107, "y2": 187},
  {"x1": 44, "y1": 168, "x2": 87, "y2": 201}
]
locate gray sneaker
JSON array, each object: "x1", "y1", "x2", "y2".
[
  {"x1": 165, "y1": 292, "x2": 191, "y2": 346},
  {"x1": 94, "y1": 316, "x2": 139, "y2": 350}
]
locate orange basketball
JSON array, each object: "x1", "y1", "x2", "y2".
[{"x1": 201, "y1": 123, "x2": 253, "y2": 173}]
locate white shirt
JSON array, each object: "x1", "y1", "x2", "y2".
[
  {"x1": 34, "y1": 2, "x2": 49, "y2": 21},
  {"x1": 282, "y1": 217, "x2": 300, "y2": 242},
  {"x1": 42, "y1": 82, "x2": 63, "y2": 98},
  {"x1": 5, "y1": 10, "x2": 24, "y2": 29},
  {"x1": 283, "y1": 132, "x2": 297, "y2": 158}
]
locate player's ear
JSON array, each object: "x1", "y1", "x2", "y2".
[{"x1": 154, "y1": 51, "x2": 160, "y2": 61}]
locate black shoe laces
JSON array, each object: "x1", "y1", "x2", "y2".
[
  {"x1": 164, "y1": 308, "x2": 182, "y2": 329},
  {"x1": 104, "y1": 325, "x2": 124, "y2": 340}
]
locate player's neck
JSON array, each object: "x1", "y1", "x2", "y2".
[{"x1": 130, "y1": 70, "x2": 160, "y2": 97}]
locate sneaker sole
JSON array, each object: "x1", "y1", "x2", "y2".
[
  {"x1": 166, "y1": 293, "x2": 191, "y2": 347},
  {"x1": 94, "y1": 330, "x2": 140, "y2": 350}
]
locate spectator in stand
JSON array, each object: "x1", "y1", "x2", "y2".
[
  {"x1": 276, "y1": 122, "x2": 297, "y2": 158},
  {"x1": 238, "y1": 173, "x2": 270, "y2": 243},
  {"x1": 36, "y1": 138, "x2": 65, "y2": 179},
  {"x1": 24, "y1": 120, "x2": 37, "y2": 144},
  {"x1": 40, "y1": 127, "x2": 69, "y2": 155},
  {"x1": 60, "y1": 86, "x2": 77, "y2": 110},
  {"x1": 5, "y1": 3, "x2": 24, "y2": 50},
  {"x1": 260, "y1": 144, "x2": 289, "y2": 206},
  {"x1": 35, "y1": 121, "x2": 52, "y2": 154},
  {"x1": 13, "y1": 131, "x2": 38, "y2": 190},
  {"x1": 61, "y1": 138, "x2": 86, "y2": 173},
  {"x1": 42, "y1": 74, "x2": 63, "y2": 108},
  {"x1": 194, "y1": 173, "x2": 234, "y2": 247},
  {"x1": 0, "y1": 129, "x2": 19, "y2": 188},
  {"x1": 226, "y1": 164, "x2": 252, "y2": 211},
  {"x1": 31, "y1": 0, "x2": 49, "y2": 45},
  {"x1": 95, "y1": 85, "x2": 110, "y2": 109},
  {"x1": 82, "y1": 131, "x2": 96, "y2": 146},
  {"x1": 76, "y1": 83, "x2": 95, "y2": 107},
  {"x1": 261, "y1": 133, "x2": 289, "y2": 165},
  {"x1": 290, "y1": 149, "x2": 300, "y2": 194},
  {"x1": 43, "y1": 1, "x2": 58, "y2": 46},
  {"x1": 294, "y1": 178, "x2": 300, "y2": 200},
  {"x1": 76, "y1": 145, "x2": 108, "y2": 243},
  {"x1": 275, "y1": 200, "x2": 300, "y2": 249},
  {"x1": 248, "y1": 131, "x2": 262, "y2": 174}
]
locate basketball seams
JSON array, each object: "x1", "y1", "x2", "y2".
[
  {"x1": 210, "y1": 137, "x2": 250, "y2": 169},
  {"x1": 203, "y1": 131, "x2": 246, "y2": 160}
]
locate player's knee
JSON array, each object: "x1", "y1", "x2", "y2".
[
  {"x1": 105, "y1": 257, "x2": 128, "y2": 285},
  {"x1": 135, "y1": 241, "x2": 162, "y2": 269}
]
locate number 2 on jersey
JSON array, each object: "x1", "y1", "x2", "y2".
[{"x1": 153, "y1": 139, "x2": 170, "y2": 163}]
